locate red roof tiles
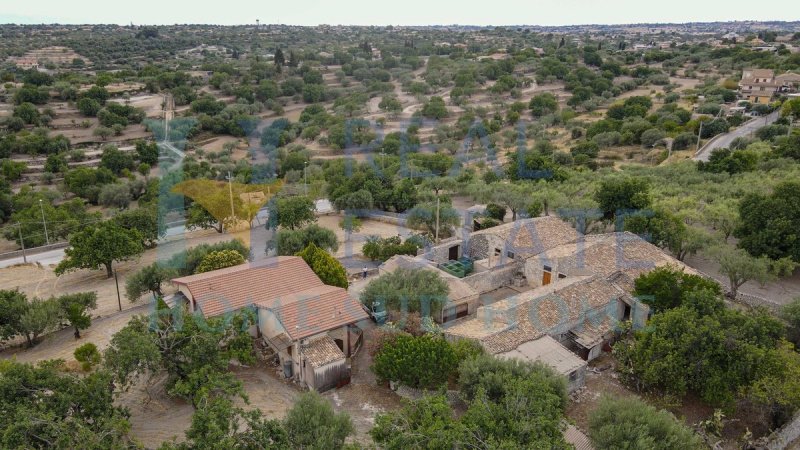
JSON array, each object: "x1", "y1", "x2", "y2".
[
  {"x1": 172, "y1": 256, "x2": 368, "y2": 339},
  {"x1": 255, "y1": 285, "x2": 368, "y2": 341},
  {"x1": 172, "y1": 256, "x2": 324, "y2": 318}
]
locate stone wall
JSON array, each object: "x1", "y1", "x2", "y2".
[
  {"x1": 764, "y1": 410, "x2": 800, "y2": 450},
  {"x1": 463, "y1": 262, "x2": 520, "y2": 294},
  {"x1": 421, "y1": 237, "x2": 463, "y2": 264}
]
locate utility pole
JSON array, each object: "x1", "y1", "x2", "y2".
[
  {"x1": 695, "y1": 120, "x2": 703, "y2": 154},
  {"x1": 435, "y1": 194, "x2": 440, "y2": 244},
  {"x1": 114, "y1": 269, "x2": 122, "y2": 312},
  {"x1": 304, "y1": 161, "x2": 308, "y2": 195},
  {"x1": 17, "y1": 224, "x2": 27, "y2": 264},
  {"x1": 39, "y1": 199, "x2": 49, "y2": 245},
  {"x1": 227, "y1": 171, "x2": 235, "y2": 229}
]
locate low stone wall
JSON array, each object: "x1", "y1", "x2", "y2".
[
  {"x1": 393, "y1": 383, "x2": 463, "y2": 406},
  {"x1": 462, "y1": 262, "x2": 520, "y2": 294},
  {"x1": 361, "y1": 210, "x2": 407, "y2": 226}
]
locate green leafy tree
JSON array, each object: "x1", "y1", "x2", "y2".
[
  {"x1": 274, "y1": 224, "x2": 338, "y2": 256},
  {"x1": 283, "y1": 391, "x2": 353, "y2": 449},
  {"x1": 58, "y1": 292, "x2": 97, "y2": 339},
  {"x1": 624, "y1": 209, "x2": 708, "y2": 261},
  {"x1": 615, "y1": 304, "x2": 785, "y2": 405},
  {"x1": 406, "y1": 201, "x2": 460, "y2": 239},
  {"x1": 171, "y1": 396, "x2": 290, "y2": 450},
  {"x1": 707, "y1": 245, "x2": 795, "y2": 299},
  {"x1": 103, "y1": 309, "x2": 255, "y2": 405},
  {"x1": 111, "y1": 206, "x2": 165, "y2": 248},
  {"x1": 529, "y1": 92, "x2": 559, "y2": 117},
  {"x1": 0, "y1": 360, "x2": 133, "y2": 448},
  {"x1": 18, "y1": 297, "x2": 61, "y2": 348},
  {"x1": 360, "y1": 267, "x2": 448, "y2": 316},
  {"x1": 167, "y1": 240, "x2": 250, "y2": 276},
  {"x1": 99, "y1": 146, "x2": 135, "y2": 175},
  {"x1": 633, "y1": 266, "x2": 723, "y2": 313},
  {"x1": 135, "y1": 140, "x2": 159, "y2": 165},
  {"x1": 125, "y1": 262, "x2": 177, "y2": 302},
  {"x1": 421, "y1": 96, "x2": 447, "y2": 119},
  {"x1": 76, "y1": 97, "x2": 101, "y2": 116},
  {"x1": 269, "y1": 195, "x2": 316, "y2": 230},
  {"x1": 74, "y1": 342, "x2": 102, "y2": 371},
  {"x1": 338, "y1": 215, "x2": 362, "y2": 242},
  {"x1": 735, "y1": 181, "x2": 800, "y2": 262},
  {"x1": 93, "y1": 126, "x2": 113, "y2": 141},
  {"x1": 55, "y1": 222, "x2": 144, "y2": 278},
  {"x1": 98, "y1": 183, "x2": 132, "y2": 209},
  {"x1": 371, "y1": 395, "x2": 463, "y2": 449},
  {"x1": 362, "y1": 235, "x2": 422, "y2": 262},
  {"x1": 296, "y1": 243, "x2": 348, "y2": 288},
  {"x1": 782, "y1": 297, "x2": 800, "y2": 349},
  {"x1": 588, "y1": 396, "x2": 704, "y2": 450},
  {"x1": 485, "y1": 203, "x2": 506, "y2": 221},
  {"x1": 372, "y1": 334, "x2": 458, "y2": 389},
  {"x1": 595, "y1": 177, "x2": 651, "y2": 220},
  {"x1": 378, "y1": 96, "x2": 402, "y2": 116},
  {"x1": 0, "y1": 289, "x2": 29, "y2": 343},
  {"x1": 186, "y1": 202, "x2": 224, "y2": 234}
]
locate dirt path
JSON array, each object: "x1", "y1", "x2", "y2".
[
  {"x1": 0, "y1": 304, "x2": 149, "y2": 363},
  {"x1": 685, "y1": 253, "x2": 800, "y2": 305}
]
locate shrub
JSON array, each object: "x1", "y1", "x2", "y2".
[
  {"x1": 588, "y1": 396, "x2": 703, "y2": 449},
  {"x1": 360, "y1": 267, "x2": 448, "y2": 315},
  {"x1": 195, "y1": 249, "x2": 246, "y2": 274},
  {"x1": 485, "y1": 203, "x2": 506, "y2": 221},
  {"x1": 74, "y1": 342, "x2": 101, "y2": 371},
  {"x1": 295, "y1": 243, "x2": 348, "y2": 288},
  {"x1": 372, "y1": 334, "x2": 458, "y2": 388},
  {"x1": 671, "y1": 132, "x2": 695, "y2": 151},
  {"x1": 361, "y1": 235, "x2": 421, "y2": 261}
]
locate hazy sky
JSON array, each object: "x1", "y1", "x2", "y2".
[{"x1": 1, "y1": 0, "x2": 798, "y2": 26}]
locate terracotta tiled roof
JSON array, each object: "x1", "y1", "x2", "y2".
[
  {"x1": 447, "y1": 276, "x2": 624, "y2": 354},
  {"x1": 471, "y1": 216, "x2": 580, "y2": 258},
  {"x1": 545, "y1": 232, "x2": 691, "y2": 279},
  {"x1": 172, "y1": 256, "x2": 324, "y2": 318},
  {"x1": 301, "y1": 335, "x2": 345, "y2": 368},
  {"x1": 255, "y1": 285, "x2": 368, "y2": 341}
]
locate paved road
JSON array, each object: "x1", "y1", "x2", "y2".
[
  {"x1": 0, "y1": 247, "x2": 67, "y2": 269},
  {"x1": 693, "y1": 111, "x2": 780, "y2": 162}
]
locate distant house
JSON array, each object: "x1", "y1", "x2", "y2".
[
  {"x1": 739, "y1": 68, "x2": 778, "y2": 104},
  {"x1": 776, "y1": 72, "x2": 800, "y2": 94},
  {"x1": 172, "y1": 256, "x2": 369, "y2": 391}
]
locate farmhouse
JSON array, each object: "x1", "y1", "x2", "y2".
[
  {"x1": 378, "y1": 216, "x2": 689, "y2": 391},
  {"x1": 172, "y1": 256, "x2": 369, "y2": 391}
]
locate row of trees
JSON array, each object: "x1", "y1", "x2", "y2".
[
  {"x1": 618, "y1": 267, "x2": 800, "y2": 427},
  {"x1": 0, "y1": 289, "x2": 97, "y2": 346}
]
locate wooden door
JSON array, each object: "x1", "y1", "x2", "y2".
[
  {"x1": 542, "y1": 271, "x2": 552, "y2": 286},
  {"x1": 449, "y1": 245, "x2": 459, "y2": 261}
]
